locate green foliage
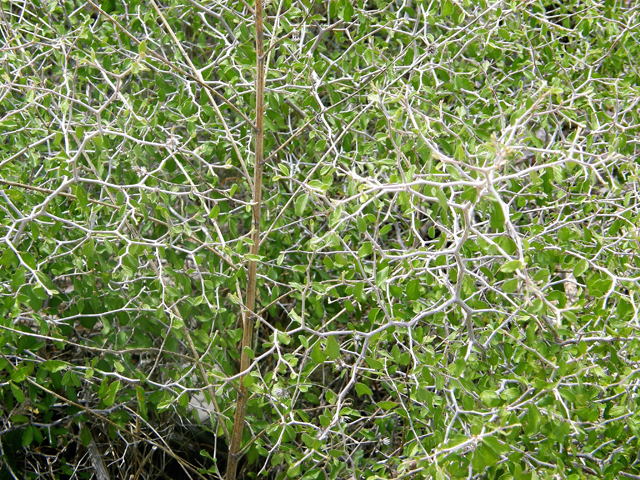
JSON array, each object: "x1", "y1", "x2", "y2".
[{"x1": 1, "y1": 0, "x2": 639, "y2": 479}]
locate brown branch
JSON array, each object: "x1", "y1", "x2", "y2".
[{"x1": 225, "y1": 0, "x2": 265, "y2": 477}]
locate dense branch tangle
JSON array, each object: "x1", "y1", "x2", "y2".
[{"x1": 1, "y1": 1, "x2": 639, "y2": 480}]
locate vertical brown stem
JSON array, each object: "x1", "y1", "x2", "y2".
[{"x1": 226, "y1": 0, "x2": 264, "y2": 479}]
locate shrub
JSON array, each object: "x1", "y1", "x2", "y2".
[{"x1": 1, "y1": 1, "x2": 639, "y2": 479}]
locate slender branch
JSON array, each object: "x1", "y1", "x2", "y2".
[{"x1": 226, "y1": 0, "x2": 265, "y2": 478}]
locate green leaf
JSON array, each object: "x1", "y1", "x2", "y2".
[
  {"x1": 103, "y1": 381, "x2": 120, "y2": 407},
  {"x1": 42, "y1": 360, "x2": 69, "y2": 373},
  {"x1": 74, "y1": 184, "x2": 88, "y2": 210},
  {"x1": 295, "y1": 194, "x2": 309, "y2": 216},
  {"x1": 442, "y1": 0, "x2": 453, "y2": 16},
  {"x1": 80, "y1": 427, "x2": 92, "y2": 447},
  {"x1": 483, "y1": 436, "x2": 510, "y2": 455},
  {"x1": 243, "y1": 374, "x2": 255, "y2": 387},
  {"x1": 354, "y1": 281, "x2": 365, "y2": 302},
  {"x1": 287, "y1": 464, "x2": 301, "y2": 478},
  {"x1": 325, "y1": 335, "x2": 340, "y2": 360},
  {"x1": 375, "y1": 266, "x2": 389, "y2": 286},
  {"x1": 31, "y1": 285, "x2": 49, "y2": 300},
  {"x1": 490, "y1": 201, "x2": 505, "y2": 229},
  {"x1": 365, "y1": 356, "x2": 383, "y2": 370},
  {"x1": 476, "y1": 443, "x2": 500, "y2": 468},
  {"x1": 328, "y1": 449, "x2": 343, "y2": 458},
  {"x1": 587, "y1": 274, "x2": 613, "y2": 297},
  {"x1": 355, "y1": 382, "x2": 373, "y2": 396},
  {"x1": 20, "y1": 251, "x2": 37, "y2": 269},
  {"x1": 358, "y1": 242, "x2": 372, "y2": 258},
  {"x1": 480, "y1": 390, "x2": 500, "y2": 407},
  {"x1": 277, "y1": 332, "x2": 291, "y2": 345},
  {"x1": 307, "y1": 179, "x2": 327, "y2": 192},
  {"x1": 11, "y1": 414, "x2": 29, "y2": 424},
  {"x1": 342, "y1": 0, "x2": 354, "y2": 22},
  {"x1": 0, "y1": 249, "x2": 15, "y2": 266},
  {"x1": 311, "y1": 342, "x2": 327, "y2": 364},
  {"x1": 11, "y1": 382, "x2": 25, "y2": 403},
  {"x1": 157, "y1": 392, "x2": 174, "y2": 412},
  {"x1": 435, "y1": 188, "x2": 448, "y2": 210},
  {"x1": 499, "y1": 260, "x2": 523, "y2": 273},
  {"x1": 406, "y1": 279, "x2": 420, "y2": 300},
  {"x1": 525, "y1": 404, "x2": 542, "y2": 434},
  {"x1": 377, "y1": 401, "x2": 397, "y2": 410},
  {"x1": 501, "y1": 278, "x2": 519, "y2": 293},
  {"x1": 11, "y1": 366, "x2": 30, "y2": 382},
  {"x1": 461, "y1": 186, "x2": 477, "y2": 203},
  {"x1": 98, "y1": 379, "x2": 109, "y2": 399},
  {"x1": 12, "y1": 268, "x2": 26, "y2": 292},
  {"x1": 243, "y1": 346, "x2": 255, "y2": 359},
  {"x1": 279, "y1": 164, "x2": 290, "y2": 176},
  {"x1": 22, "y1": 425, "x2": 34, "y2": 447},
  {"x1": 578, "y1": 340, "x2": 587, "y2": 355},
  {"x1": 573, "y1": 259, "x2": 588, "y2": 277},
  {"x1": 136, "y1": 385, "x2": 148, "y2": 421},
  {"x1": 35, "y1": 271, "x2": 59, "y2": 294},
  {"x1": 502, "y1": 384, "x2": 523, "y2": 402}
]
